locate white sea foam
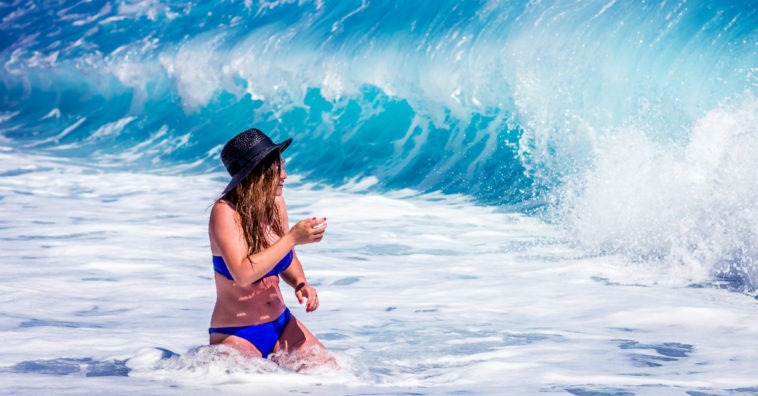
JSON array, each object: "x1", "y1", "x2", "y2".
[
  {"x1": 3, "y1": 2, "x2": 757, "y2": 393},
  {"x1": 85, "y1": 116, "x2": 136, "y2": 142},
  {"x1": 0, "y1": 111, "x2": 20, "y2": 123},
  {"x1": 563, "y1": 95, "x2": 758, "y2": 289},
  {"x1": 1, "y1": 149, "x2": 758, "y2": 394},
  {"x1": 116, "y1": 0, "x2": 176, "y2": 21},
  {"x1": 162, "y1": 33, "x2": 226, "y2": 111},
  {"x1": 40, "y1": 108, "x2": 61, "y2": 120},
  {"x1": 25, "y1": 117, "x2": 87, "y2": 147}
]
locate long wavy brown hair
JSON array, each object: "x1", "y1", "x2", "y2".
[{"x1": 222, "y1": 152, "x2": 285, "y2": 257}]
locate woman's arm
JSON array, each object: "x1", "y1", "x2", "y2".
[
  {"x1": 277, "y1": 196, "x2": 324, "y2": 312},
  {"x1": 209, "y1": 199, "x2": 324, "y2": 285},
  {"x1": 283, "y1": 252, "x2": 320, "y2": 312}
]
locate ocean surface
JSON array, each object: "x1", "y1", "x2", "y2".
[{"x1": 1, "y1": 0, "x2": 758, "y2": 394}]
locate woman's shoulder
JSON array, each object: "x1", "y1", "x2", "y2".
[{"x1": 211, "y1": 199, "x2": 237, "y2": 220}]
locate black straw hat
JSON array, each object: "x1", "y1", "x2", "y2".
[{"x1": 220, "y1": 128, "x2": 292, "y2": 195}]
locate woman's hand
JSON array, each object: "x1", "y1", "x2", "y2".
[
  {"x1": 295, "y1": 282, "x2": 320, "y2": 312},
  {"x1": 289, "y1": 217, "x2": 327, "y2": 246}
]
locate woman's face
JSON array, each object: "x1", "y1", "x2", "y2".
[{"x1": 276, "y1": 160, "x2": 287, "y2": 196}]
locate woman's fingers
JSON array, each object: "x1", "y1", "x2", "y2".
[
  {"x1": 310, "y1": 218, "x2": 327, "y2": 229},
  {"x1": 308, "y1": 220, "x2": 326, "y2": 242},
  {"x1": 301, "y1": 286, "x2": 319, "y2": 312},
  {"x1": 306, "y1": 293, "x2": 319, "y2": 312},
  {"x1": 291, "y1": 218, "x2": 327, "y2": 245},
  {"x1": 311, "y1": 227, "x2": 324, "y2": 235}
]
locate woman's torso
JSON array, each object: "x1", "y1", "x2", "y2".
[{"x1": 209, "y1": 229, "x2": 288, "y2": 328}]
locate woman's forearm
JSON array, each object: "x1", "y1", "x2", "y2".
[
  {"x1": 232, "y1": 233, "x2": 296, "y2": 284},
  {"x1": 281, "y1": 255, "x2": 308, "y2": 289}
]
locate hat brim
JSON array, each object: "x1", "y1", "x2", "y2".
[{"x1": 221, "y1": 138, "x2": 292, "y2": 195}]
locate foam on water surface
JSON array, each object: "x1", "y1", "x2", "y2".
[
  {"x1": 1, "y1": 150, "x2": 757, "y2": 395},
  {"x1": 561, "y1": 95, "x2": 758, "y2": 290},
  {"x1": 2, "y1": 1, "x2": 758, "y2": 394},
  {"x1": 3, "y1": 1, "x2": 757, "y2": 288}
]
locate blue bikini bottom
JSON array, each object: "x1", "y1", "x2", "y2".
[{"x1": 209, "y1": 308, "x2": 292, "y2": 358}]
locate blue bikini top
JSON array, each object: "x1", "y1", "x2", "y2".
[{"x1": 213, "y1": 250, "x2": 293, "y2": 282}]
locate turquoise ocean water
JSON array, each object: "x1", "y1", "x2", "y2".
[{"x1": 2, "y1": 1, "x2": 758, "y2": 394}]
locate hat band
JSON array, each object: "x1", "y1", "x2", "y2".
[{"x1": 227, "y1": 140, "x2": 272, "y2": 176}]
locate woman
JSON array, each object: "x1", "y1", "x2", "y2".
[{"x1": 208, "y1": 128, "x2": 330, "y2": 367}]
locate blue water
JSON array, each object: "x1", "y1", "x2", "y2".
[
  {"x1": 4, "y1": 0, "x2": 754, "y2": 202},
  {"x1": 2, "y1": 0, "x2": 758, "y2": 394}
]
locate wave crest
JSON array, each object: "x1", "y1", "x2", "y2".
[{"x1": 562, "y1": 95, "x2": 758, "y2": 290}]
